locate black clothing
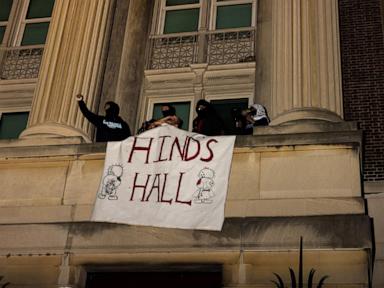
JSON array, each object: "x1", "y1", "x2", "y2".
[
  {"x1": 193, "y1": 100, "x2": 224, "y2": 136},
  {"x1": 254, "y1": 117, "x2": 269, "y2": 126},
  {"x1": 105, "y1": 101, "x2": 120, "y2": 118},
  {"x1": 193, "y1": 116, "x2": 224, "y2": 136},
  {"x1": 137, "y1": 119, "x2": 155, "y2": 134},
  {"x1": 78, "y1": 100, "x2": 131, "y2": 142}
]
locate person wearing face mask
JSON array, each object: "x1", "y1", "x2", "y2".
[
  {"x1": 192, "y1": 99, "x2": 224, "y2": 136},
  {"x1": 148, "y1": 103, "x2": 183, "y2": 129},
  {"x1": 76, "y1": 94, "x2": 131, "y2": 142}
]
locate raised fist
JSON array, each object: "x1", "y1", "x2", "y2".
[{"x1": 76, "y1": 94, "x2": 83, "y2": 101}]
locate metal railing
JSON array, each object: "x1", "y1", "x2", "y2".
[
  {"x1": 147, "y1": 32, "x2": 199, "y2": 70},
  {"x1": 147, "y1": 27, "x2": 255, "y2": 69},
  {"x1": 0, "y1": 29, "x2": 255, "y2": 78},
  {"x1": 207, "y1": 28, "x2": 256, "y2": 65},
  {"x1": 0, "y1": 45, "x2": 44, "y2": 80}
]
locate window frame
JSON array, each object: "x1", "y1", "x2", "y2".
[
  {"x1": 0, "y1": 22, "x2": 8, "y2": 45},
  {"x1": 0, "y1": 0, "x2": 17, "y2": 45},
  {"x1": 209, "y1": 0, "x2": 257, "y2": 31},
  {"x1": 13, "y1": 0, "x2": 53, "y2": 46},
  {"x1": 144, "y1": 1, "x2": 258, "y2": 133},
  {"x1": 208, "y1": 94, "x2": 252, "y2": 134},
  {"x1": 205, "y1": 92, "x2": 253, "y2": 106},
  {"x1": 0, "y1": 110, "x2": 30, "y2": 139},
  {"x1": 1, "y1": 0, "x2": 54, "y2": 47},
  {"x1": 155, "y1": 0, "x2": 257, "y2": 35},
  {"x1": 144, "y1": 94, "x2": 253, "y2": 133},
  {"x1": 157, "y1": 0, "x2": 202, "y2": 35},
  {"x1": 146, "y1": 96, "x2": 195, "y2": 131}
]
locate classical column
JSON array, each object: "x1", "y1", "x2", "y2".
[
  {"x1": 270, "y1": 0, "x2": 343, "y2": 125},
  {"x1": 20, "y1": 0, "x2": 114, "y2": 141}
]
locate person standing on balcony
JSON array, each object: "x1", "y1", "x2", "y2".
[
  {"x1": 246, "y1": 103, "x2": 270, "y2": 125},
  {"x1": 149, "y1": 104, "x2": 183, "y2": 129},
  {"x1": 242, "y1": 103, "x2": 270, "y2": 134},
  {"x1": 192, "y1": 99, "x2": 224, "y2": 136},
  {"x1": 76, "y1": 94, "x2": 131, "y2": 142},
  {"x1": 137, "y1": 103, "x2": 183, "y2": 134}
]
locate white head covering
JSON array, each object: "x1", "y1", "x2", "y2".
[{"x1": 251, "y1": 104, "x2": 268, "y2": 121}]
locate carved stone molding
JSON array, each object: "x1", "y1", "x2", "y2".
[
  {"x1": 0, "y1": 79, "x2": 36, "y2": 112},
  {"x1": 140, "y1": 63, "x2": 256, "y2": 128}
]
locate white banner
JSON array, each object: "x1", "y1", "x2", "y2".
[{"x1": 91, "y1": 124, "x2": 236, "y2": 231}]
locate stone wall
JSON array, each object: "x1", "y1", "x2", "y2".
[
  {"x1": 0, "y1": 131, "x2": 364, "y2": 222},
  {"x1": 0, "y1": 129, "x2": 372, "y2": 287}
]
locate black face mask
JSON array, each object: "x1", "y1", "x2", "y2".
[
  {"x1": 104, "y1": 102, "x2": 120, "y2": 118},
  {"x1": 162, "y1": 110, "x2": 172, "y2": 117},
  {"x1": 105, "y1": 108, "x2": 114, "y2": 118},
  {"x1": 197, "y1": 107, "x2": 207, "y2": 117}
]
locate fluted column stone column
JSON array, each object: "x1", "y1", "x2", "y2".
[
  {"x1": 270, "y1": 0, "x2": 343, "y2": 125},
  {"x1": 21, "y1": 0, "x2": 114, "y2": 141}
]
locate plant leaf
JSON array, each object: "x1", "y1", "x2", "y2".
[
  {"x1": 317, "y1": 275, "x2": 329, "y2": 288},
  {"x1": 299, "y1": 237, "x2": 303, "y2": 288},
  {"x1": 271, "y1": 280, "x2": 284, "y2": 288},
  {"x1": 272, "y1": 273, "x2": 285, "y2": 288},
  {"x1": 307, "y1": 269, "x2": 316, "y2": 288},
  {"x1": 289, "y1": 268, "x2": 297, "y2": 288}
]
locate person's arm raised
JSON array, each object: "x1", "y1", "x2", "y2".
[{"x1": 76, "y1": 94, "x2": 101, "y2": 125}]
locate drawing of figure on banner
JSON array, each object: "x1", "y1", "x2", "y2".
[
  {"x1": 99, "y1": 164, "x2": 124, "y2": 200},
  {"x1": 193, "y1": 168, "x2": 215, "y2": 204}
]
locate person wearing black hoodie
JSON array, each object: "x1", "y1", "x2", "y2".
[
  {"x1": 192, "y1": 99, "x2": 224, "y2": 136},
  {"x1": 76, "y1": 94, "x2": 131, "y2": 142}
]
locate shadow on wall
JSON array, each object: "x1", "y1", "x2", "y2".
[{"x1": 0, "y1": 276, "x2": 10, "y2": 287}]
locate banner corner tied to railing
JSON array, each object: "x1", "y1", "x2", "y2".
[{"x1": 91, "y1": 124, "x2": 236, "y2": 231}]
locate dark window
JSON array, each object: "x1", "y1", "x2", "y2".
[
  {"x1": 21, "y1": 0, "x2": 55, "y2": 45},
  {"x1": 0, "y1": 26, "x2": 5, "y2": 43},
  {"x1": 211, "y1": 98, "x2": 248, "y2": 134},
  {"x1": 216, "y1": 4, "x2": 252, "y2": 29},
  {"x1": 164, "y1": 8, "x2": 199, "y2": 34},
  {"x1": 153, "y1": 101, "x2": 191, "y2": 130},
  {"x1": 0, "y1": 112, "x2": 29, "y2": 139},
  {"x1": 0, "y1": 0, "x2": 13, "y2": 21},
  {"x1": 21, "y1": 22, "x2": 50, "y2": 45},
  {"x1": 166, "y1": 0, "x2": 199, "y2": 5},
  {"x1": 86, "y1": 268, "x2": 222, "y2": 288},
  {"x1": 26, "y1": 0, "x2": 55, "y2": 19},
  {"x1": 0, "y1": 0, "x2": 13, "y2": 44}
]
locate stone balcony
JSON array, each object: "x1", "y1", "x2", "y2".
[
  {"x1": 0, "y1": 124, "x2": 364, "y2": 223},
  {"x1": 0, "y1": 123, "x2": 373, "y2": 287}
]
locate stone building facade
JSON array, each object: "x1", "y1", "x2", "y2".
[{"x1": 0, "y1": 0, "x2": 382, "y2": 286}]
